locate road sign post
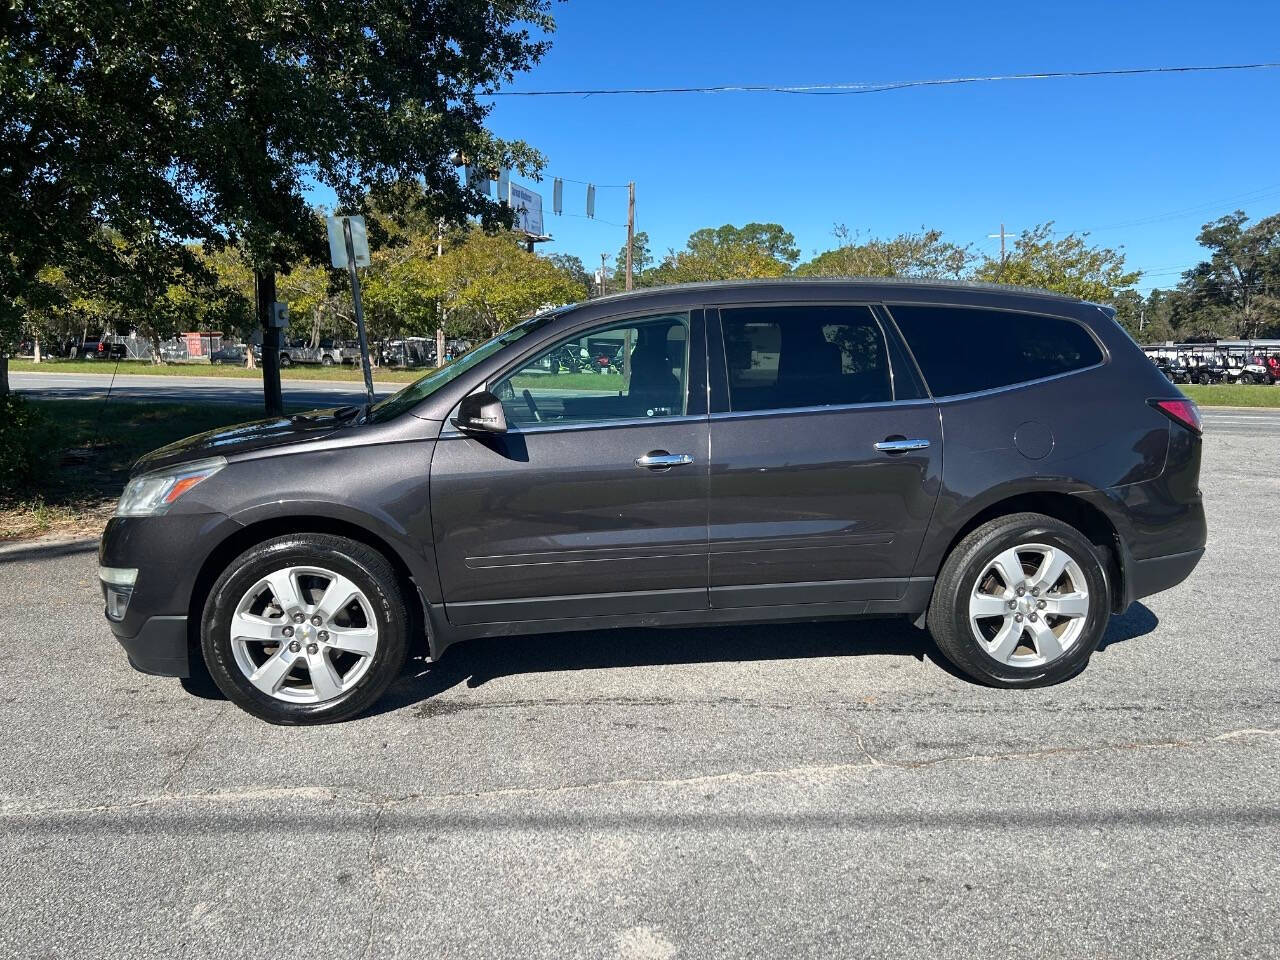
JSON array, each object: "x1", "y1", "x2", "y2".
[{"x1": 328, "y1": 215, "x2": 376, "y2": 409}]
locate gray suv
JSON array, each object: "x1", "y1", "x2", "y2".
[{"x1": 99, "y1": 280, "x2": 1207, "y2": 724}]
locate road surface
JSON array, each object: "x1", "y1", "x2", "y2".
[
  {"x1": 0, "y1": 432, "x2": 1276, "y2": 958},
  {"x1": 11, "y1": 370, "x2": 402, "y2": 408}
]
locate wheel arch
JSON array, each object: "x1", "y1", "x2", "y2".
[
  {"x1": 924, "y1": 489, "x2": 1126, "y2": 615},
  {"x1": 185, "y1": 514, "x2": 433, "y2": 671}
]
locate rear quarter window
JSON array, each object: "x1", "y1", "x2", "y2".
[{"x1": 888, "y1": 304, "x2": 1104, "y2": 397}]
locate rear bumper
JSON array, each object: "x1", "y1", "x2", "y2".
[
  {"x1": 110, "y1": 615, "x2": 190, "y2": 677},
  {"x1": 1125, "y1": 547, "x2": 1204, "y2": 606}
]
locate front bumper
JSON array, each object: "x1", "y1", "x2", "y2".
[
  {"x1": 112, "y1": 615, "x2": 190, "y2": 677},
  {"x1": 100, "y1": 511, "x2": 242, "y2": 678}
]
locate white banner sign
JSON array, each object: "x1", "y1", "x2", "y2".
[{"x1": 508, "y1": 183, "x2": 544, "y2": 237}]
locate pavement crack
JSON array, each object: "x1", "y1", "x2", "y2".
[
  {"x1": 359, "y1": 805, "x2": 386, "y2": 960},
  {"x1": 161, "y1": 704, "x2": 227, "y2": 792},
  {"x1": 3, "y1": 727, "x2": 1276, "y2": 819}
]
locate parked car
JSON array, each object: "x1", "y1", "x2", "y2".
[
  {"x1": 74, "y1": 338, "x2": 127, "y2": 360},
  {"x1": 276, "y1": 339, "x2": 350, "y2": 367},
  {"x1": 210, "y1": 345, "x2": 247, "y2": 366},
  {"x1": 100, "y1": 279, "x2": 1206, "y2": 724}
]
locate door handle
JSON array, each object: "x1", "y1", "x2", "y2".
[
  {"x1": 874, "y1": 438, "x2": 931, "y2": 453},
  {"x1": 635, "y1": 451, "x2": 695, "y2": 470}
]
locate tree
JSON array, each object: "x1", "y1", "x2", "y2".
[
  {"x1": 796, "y1": 225, "x2": 974, "y2": 278},
  {"x1": 615, "y1": 231, "x2": 653, "y2": 285},
  {"x1": 425, "y1": 229, "x2": 587, "y2": 340},
  {"x1": 2, "y1": 1, "x2": 557, "y2": 405},
  {"x1": 644, "y1": 223, "x2": 797, "y2": 285},
  {"x1": 546, "y1": 254, "x2": 594, "y2": 295},
  {"x1": 973, "y1": 223, "x2": 1140, "y2": 305},
  {"x1": 1177, "y1": 211, "x2": 1280, "y2": 339}
]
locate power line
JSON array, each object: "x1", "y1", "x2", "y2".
[{"x1": 488, "y1": 62, "x2": 1280, "y2": 98}]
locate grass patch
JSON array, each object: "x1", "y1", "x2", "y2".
[
  {"x1": 9, "y1": 357, "x2": 428, "y2": 383},
  {"x1": 0, "y1": 400, "x2": 292, "y2": 542},
  {"x1": 1181, "y1": 384, "x2": 1280, "y2": 408},
  {"x1": 508, "y1": 370, "x2": 628, "y2": 393}
]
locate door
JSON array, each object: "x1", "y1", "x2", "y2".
[
  {"x1": 707, "y1": 303, "x2": 942, "y2": 607},
  {"x1": 430, "y1": 310, "x2": 710, "y2": 625}
]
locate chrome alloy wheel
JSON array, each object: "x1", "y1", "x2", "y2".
[
  {"x1": 229, "y1": 566, "x2": 379, "y2": 704},
  {"x1": 967, "y1": 542, "x2": 1091, "y2": 667}
]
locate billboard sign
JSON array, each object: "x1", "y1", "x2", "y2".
[{"x1": 509, "y1": 182, "x2": 544, "y2": 237}]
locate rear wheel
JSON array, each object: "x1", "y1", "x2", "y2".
[
  {"x1": 279, "y1": 353, "x2": 292, "y2": 368},
  {"x1": 201, "y1": 534, "x2": 409, "y2": 724},
  {"x1": 322, "y1": 355, "x2": 334, "y2": 366},
  {"x1": 927, "y1": 513, "x2": 1109, "y2": 687}
]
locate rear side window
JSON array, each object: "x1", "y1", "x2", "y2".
[
  {"x1": 720, "y1": 305, "x2": 892, "y2": 411},
  {"x1": 889, "y1": 305, "x2": 1103, "y2": 397}
]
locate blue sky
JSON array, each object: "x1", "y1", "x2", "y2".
[{"x1": 472, "y1": 0, "x2": 1280, "y2": 292}]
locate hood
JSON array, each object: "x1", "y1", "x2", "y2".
[{"x1": 132, "y1": 405, "x2": 363, "y2": 476}]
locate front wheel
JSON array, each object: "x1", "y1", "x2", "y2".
[
  {"x1": 927, "y1": 513, "x2": 1110, "y2": 688},
  {"x1": 200, "y1": 534, "x2": 409, "y2": 724}
]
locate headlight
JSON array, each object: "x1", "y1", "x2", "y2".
[{"x1": 115, "y1": 456, "x2": 227, "y2": 517}]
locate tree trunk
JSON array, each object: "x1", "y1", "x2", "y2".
[
  {"x1": 0, "y1": 353, "x2": 8, "y2": 397},
  {"x1": 436, "y1": 325, "x2": 445, "y2": 368},
  {"x1": 257, "y1": 268, "x2": 283, "y2": 416},
  {"x1": 33, "y1": 338, "x2": 41, "y2": 364}
]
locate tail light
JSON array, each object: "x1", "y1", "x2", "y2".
[{"x1": 1149, "y1": 398, "x2": 1202, "y2": 435}]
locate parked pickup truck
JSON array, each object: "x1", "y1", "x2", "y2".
[{"x1": 277, "y1": 339, "x2": 356, "y2": 367}]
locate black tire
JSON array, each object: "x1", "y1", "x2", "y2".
[
  {"x1": 926, "y1": 512, "x2": 1110, "y2": 688},
  {"x1": 200, "y1": 533, "x2": 409, "y2": 724},
  {"x1": 1239, "y1": 372, "x2": 1254, "y2": 385},
  {"x1": 1197, "y1": 372, "x2": 1210, "y2": 385},
  {"x1": 279, "y1": 353, "x2": 292, "y2": 368},
  {"x1": 322, "y1": 355, "x2": 334, "y2": 366}
]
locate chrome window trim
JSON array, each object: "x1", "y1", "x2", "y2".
[
  {"x1": 707, "y1": 397, "x2": 936, "y2": 422},
  {"x1": 439, "y1": 412, "x2": 709, "y2": 439},
  {"x1": 925, "y1": 360, "x2": 1107, "y2": 405}
]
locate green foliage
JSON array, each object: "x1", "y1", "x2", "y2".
[
  {"x1": 644, "y1": 223, "x2": 797, "y2": 285},
  {"x1": 973, "y1": 223, "x2": 1141, "y2": 304},
  {"x1": 425, "y1": 229, "x2": 588, "y2": 339},
  {"x1": 0, "y1": 395, "x2": 58, "y2": 499},
  {"x1": 614, "y1": 231, "x2": 654, "y2": 285},
  {"x1": 796, "y1": 226, "x2": 974, "y2": 279},
  {"x1": 1176, "y1": 211, "x2": 1280, "y2": 339},
  {"x1": 1, "y1": 0, "x2": 559, "y2": 392}
]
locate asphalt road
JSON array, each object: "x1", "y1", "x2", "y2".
[
  {"x1": 11, "y1": 370, "x2": 402, "y2": 408},
  {"x1": 0, "y1": 436, "x2": 1277, "y2": 958}
]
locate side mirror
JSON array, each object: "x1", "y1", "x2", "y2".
[{"x1": 451, "y1": 390, "x2": 508, "y2": 434}]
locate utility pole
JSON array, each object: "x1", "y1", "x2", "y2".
[
  {"x1": 625, "y1": 181, "x2": 636, "y2": 291},
  {"x1": 256, "y1": 268, "x2": 283, "y2": 416},
  {"x1": 600, "y1": 252, "x2": 608, "y2": 297},
  {"x1": 987, "y1": 224, "x2": 1010, "y2": 282}
]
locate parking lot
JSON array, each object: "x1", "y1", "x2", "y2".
[{"x1": 1, "y1": 422, "x2": 1277, "y2": 959}]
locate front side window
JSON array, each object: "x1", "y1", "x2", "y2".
[
  {"x1": 368, "y1": 309, "x2": 567, "y2": 422},
  {"x1": 720, "y1": 305, "x2": 892, "y2": 412},
  {"x1": 889, "y1": 305, "x2": 1104, "y2": 397},
  {"x1": 494, "y1": 313, "x2": 690, "y2": 427}
]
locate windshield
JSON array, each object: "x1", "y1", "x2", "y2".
[{"x1": 367, "y1": 310, "x2": 568, "y2": 422}]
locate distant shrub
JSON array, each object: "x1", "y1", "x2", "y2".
[{"x1": 0, "y1": 394, "x2": 59, "y2": 499}]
